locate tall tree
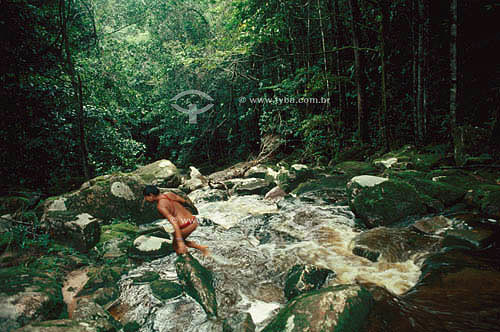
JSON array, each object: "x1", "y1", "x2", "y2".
[
  {"x1": 377, "y1": 0, "x2": 390, "y2": 151},
  {"x1": 449, "y1": 0, "x2": 462, "y2": 165},
  {"x1": 348, "y1": 0, "x2": 369, "y2": 143}
]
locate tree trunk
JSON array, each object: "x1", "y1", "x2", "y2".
[
  {"x1": 416, "y1": 0, "x2": 425, "y2": 145},
  {"x1": 378, "y1": 0, "x2": 390, "y2": 151},
  {"x1": 348, "y1": 0, "x2": 369, "y2": 144},
  {"x1": 60, "y1": 0, "x2": 90, "y2": 180},
  {"x1": 450, "y1": 0, "x2": 463, "y2": 165},
  {"x1": 316, "y1": 0, "x2": 330, "y2": 99}
]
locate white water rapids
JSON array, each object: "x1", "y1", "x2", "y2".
[{"x1": 115, "y1": 194, "x2": 424, "y2": 332}]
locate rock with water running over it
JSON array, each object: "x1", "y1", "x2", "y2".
[
  {"x1": 262, "y1": 284, "x2": 374, "y2": 332},
  {"x1": 347, "y1": 175, "x2": 427, "y2": 227},
  {"x1": 223, "y1": 312, "x2": 256, "y2": 332},
  {"x1": 442, "y1": 227, "x2": 497, "y2": 250},
  {"x1": 71, "y1": 297, "x2": 120, "y2": 332},
  {"x1": 351, "y1": 227, "x2": 441, "y2": 262},
  {"x1": 175, "y1": 253, "x2": 217, "y2": 318},
  {"x1": 284, "y1": 264, "x2": 335, "y2": 301}
]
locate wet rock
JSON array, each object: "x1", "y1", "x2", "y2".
[
  {"x1": 0, "y1": 267, "x2": 64, "y2": 331},
  {"x1": 223, "y1": 312, "x2": 256, "y2": 332},
  {"x1": 481, "y1": 190, "x2": 500, "y2": 219},
  {"x1": 347, "y1": 176, "x2": 426, "y2": 227},
  {"x1": 442, "y1": 228, "x2": 497, "y2": 250},
  {"x1": 72, "y1": 297, "x2": 120, "y2": 332},
  {"x1": 14, "y1": 319, "x2": 106, "y2": 332},
  {"x1": 262, "y1": 284, "x2": 374, "y2": 332},
  {"x1": 351, "y1": 227, "x2": 441, "y2": 262},
  {"x1": 188, "y1": 188, "x2": 228, "y2": 204},
  {"x1": 150, "y1": 280, "x2": 183, "y2": 301},
  {"x1": 175, "y1": 253, "x2": 217, "y2": 318},
  {"x1": 128, "y1": 235, "x2": 173, "y2": 260},
  {"x1": 227, "y1": 178, "x2": 274, "y2": 196},
  {"x1": 264, "y1": 186, "x2": 286, "y2": 202},
  {"x1": 284, "y1": 264, "x2": 335, "y2": 301},
  {"x1": 412, "y1": 215, "x2": 453, "y2": 234}
]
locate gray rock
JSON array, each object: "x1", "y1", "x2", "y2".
[
  {"x1": 228, "y1": 178, "x2": 274, "y2": 196},
  {"x1": 129, "y1": 235, "x2": 174, "y2": 259},
  {"x1": 264, "y1": 186, "x2": 286, "y2": 202},
  {"x1": 14, "y1": 319, "x2": 105, "y2": 332}
]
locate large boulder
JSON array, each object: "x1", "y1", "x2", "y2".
[
  {"x1": 175, "y1": 254, "x2": 217, "y2": 318},
  {"x1": 132, "y1": 160, "x2": 181, "y2": 188},
  {"x1": 262, "y1": 284, "x2": 374, "y2": 332},
  {"x1": 188, "y1": 188, "x2": 228, "y2": 204},
  {"x1": 284, "y1": 264, "x2": 335, "y2": 301},
  {"x1": 42, "y1": 160, "x2": 184, "y2": 227},
  {"x1": 41, "y1": 212, "x2": 100, "y2": 252},
  {"x1": 347, "y1": 175, "x2": 427, "y2": 227}
]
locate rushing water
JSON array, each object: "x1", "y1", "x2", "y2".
[{"x1": 114, "y1": 192, "x2": 432, "y2": 332}]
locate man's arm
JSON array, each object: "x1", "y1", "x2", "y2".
[
  {"x1": 157, "y1": 205, "x2": 187, "y2": 254},
  {"x1": 166, "y1": 192, "x2": 187, "y2": 204}
]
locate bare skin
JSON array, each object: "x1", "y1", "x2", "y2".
[{"x1": 144, "y1": 192, "x2": 209, "y2": 256}]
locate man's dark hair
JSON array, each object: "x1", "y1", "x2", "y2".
[{"x1": 143, "y1": 185, "x2": 160, "y2": 196}]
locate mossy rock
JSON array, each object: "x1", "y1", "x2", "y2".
[
  {"x1": 374, "y1": 145, "x2": 446, "y2": 171},
  {"x1": 284, "y1": 264, "x2": 335, "y2": 301},
  {"x1": 276, "y1": 165, "x2": 317, "y2": 192},
  {"x1": 334, "y1": 161, "x2": 378, "y2": 177},
  {"x1": 292, "y1": 175, "x2": 350, "y2": 203},
  {"x1": 0, "y1": 266, "x2": 65, "y2": 331},
  {"x1": 132, "y1": 271, "x2": 160, "y2": 284},
  {"x1": 99, "y1": 222, "x2": 139, "y2": 244},
  {"x1": 77, "y1": 266, "x2": 123, "y2": 297},
  {"x1": 262, "y1": 284, "x2": 374, "y2": 332},
  {"x1": 347, "y1": 176, "x2": 427, "y2": 227},
  {"x1": 387, "y1": 171, "x2": 466, "y2": 206},
  {"x1": 175, "y1": 253, "x2": 217, "y2": 318},
  {"x1": 150, "y1": 279, "x2": 183, "y2": 300},
  {"x1": 14, "y1": 319, "x2": 106, "y2": 332}
]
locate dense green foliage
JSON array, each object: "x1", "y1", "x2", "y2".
[{"x1": 1, "y1": 0, "x2": 499, "y2": 194}]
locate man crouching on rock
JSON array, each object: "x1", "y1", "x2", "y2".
[{"x1": 143, "y1": 185, "x2": 209, "y2": 256}]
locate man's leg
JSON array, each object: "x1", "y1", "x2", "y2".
[{"x1": 180, "y1": 221, "x2": 209, "y2": 256}]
